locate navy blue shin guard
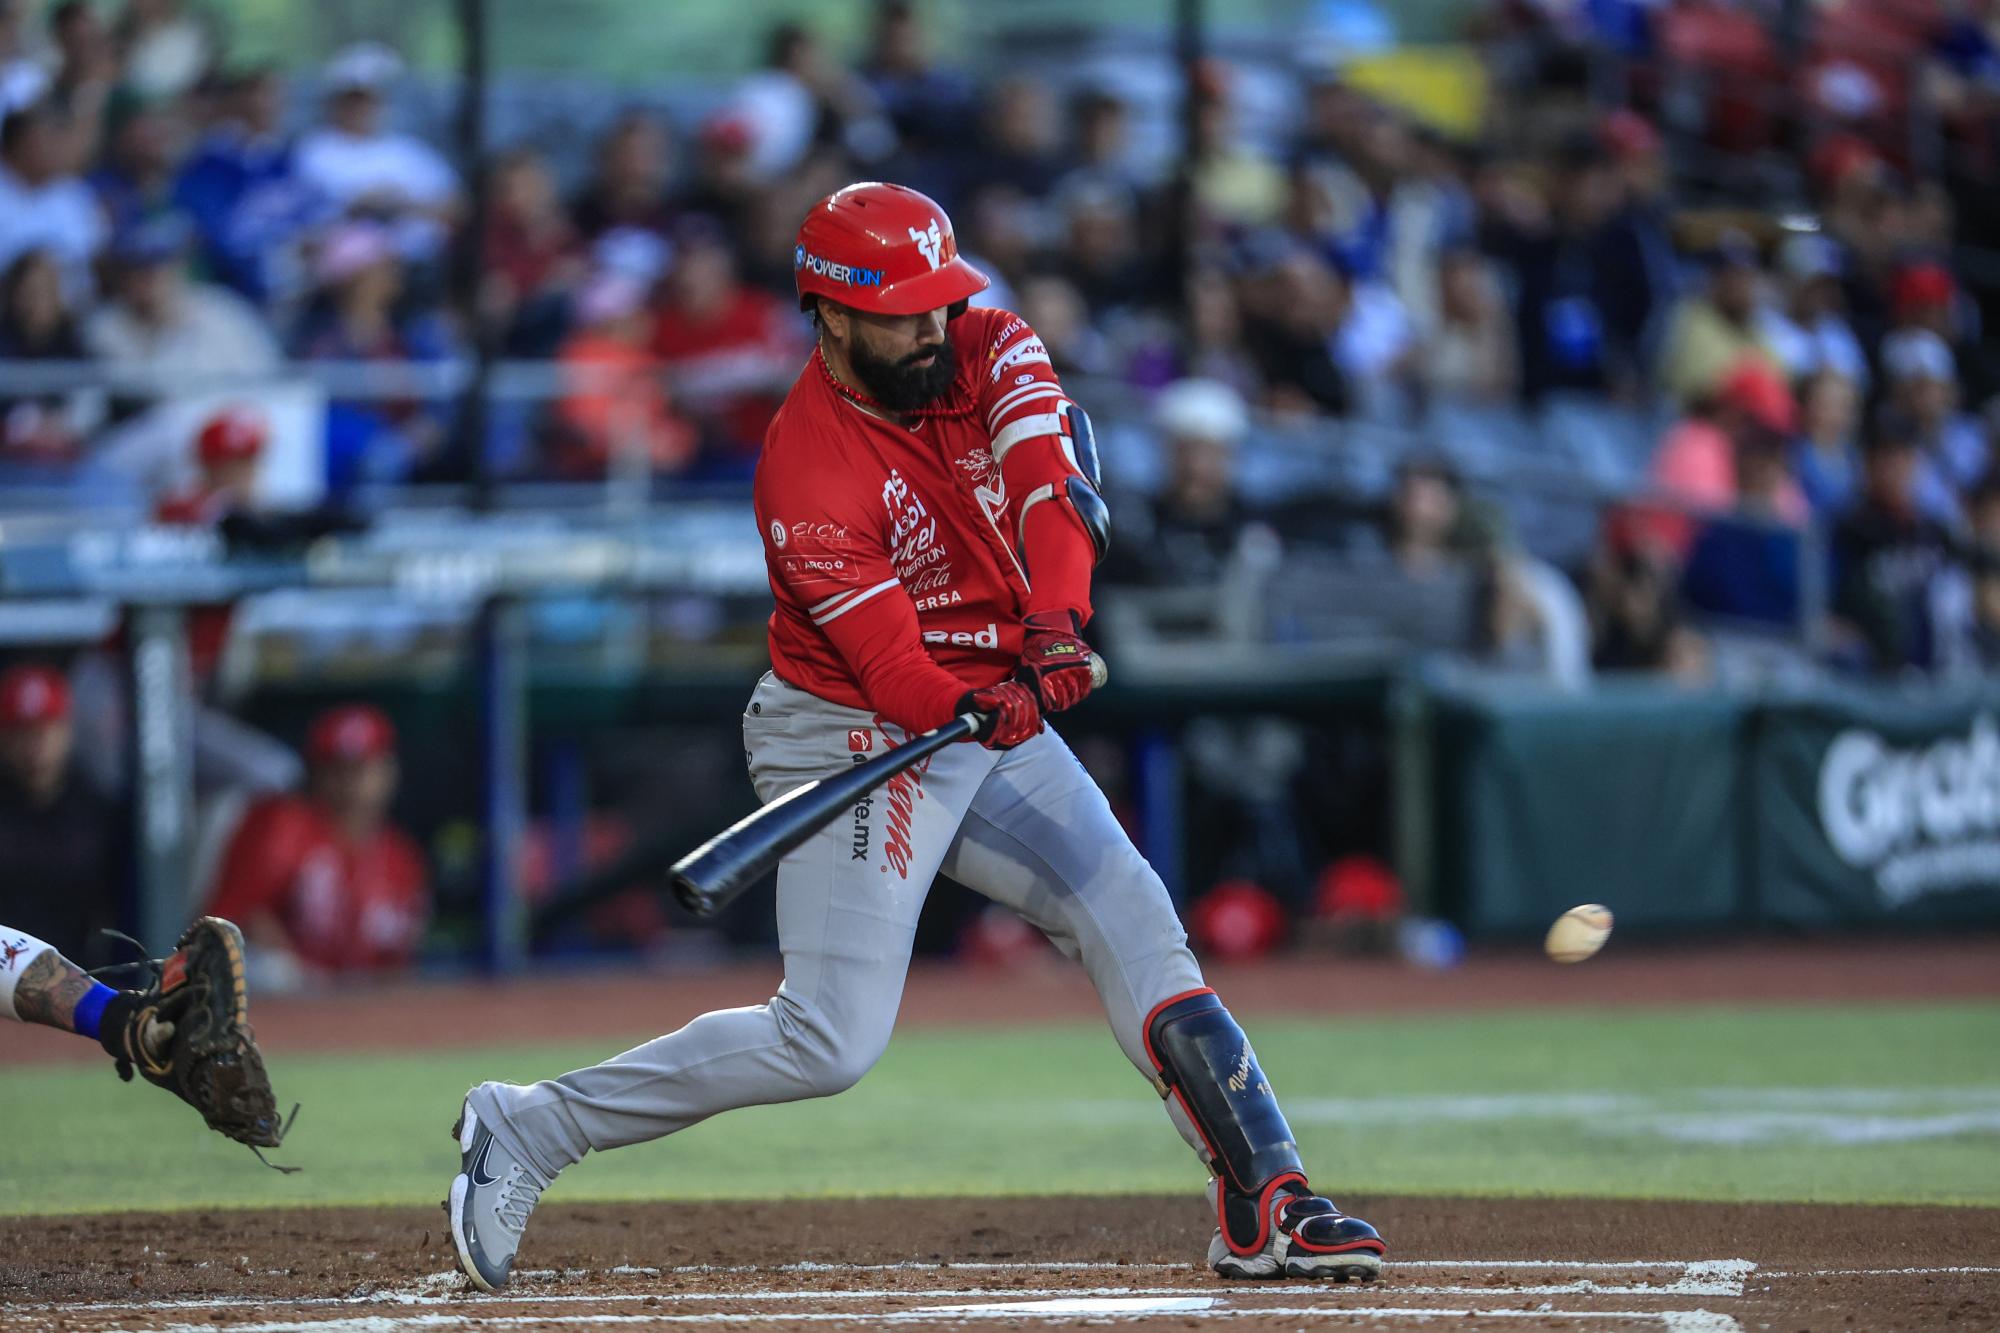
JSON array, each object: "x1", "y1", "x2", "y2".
[{"x1": 1144, "y1": 988, "x2": 1308, "y2": 1256}]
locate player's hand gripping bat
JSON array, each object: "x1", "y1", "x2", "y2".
[{"x1": 671, "y1": 654, "x2": 1108, "y2": 917}]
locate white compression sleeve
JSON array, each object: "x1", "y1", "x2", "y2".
[{"x1": 0, "y1": 928, "x2": 56, "y2": 1022}]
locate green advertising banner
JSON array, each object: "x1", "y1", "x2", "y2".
[
  {"x1": 1424, "y1": 677, "x2": 1747, "y2": 934},
  {"x1": 1751, "y1": 687, "x2": 2000, "y2": 925}
]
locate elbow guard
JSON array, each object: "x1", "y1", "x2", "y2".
[{"x1": 1015, "y1": 401, "x2": 1111, "y2": 563}]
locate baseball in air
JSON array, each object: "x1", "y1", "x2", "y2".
[{"x1": 1544, "y1": 903, "x2": 1614, "y2": 963}]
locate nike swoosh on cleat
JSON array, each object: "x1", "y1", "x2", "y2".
[{"x1": 470, "y1": 1137, "x2": 500, "y2": 1188}]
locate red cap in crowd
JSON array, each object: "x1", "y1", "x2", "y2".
[
  {"x1": 197, "y1": 409, "x2": 268, "y2": 466},
  {"x1": 1189, "y1": 879, "x2": 1287, "y2": 964},
  {"x1": 1807, "y1": 134, "x2": 1884, "y2": 193},
  {"x1": 0, "y1": 665, "x2": 71, "y2": 729},
  {"x1": 1892, "y1": 263, "x2": 1955, "y2": 318},
  {"x1": 1600, "y1": 108, "x2": 1662, "y2": 160},
  {"x1": 1315, "y1": 855, "x2": 1406, "y2": 922},
  {"x1": 307, "y1": 704, "x2": 397, "y2": 764},
  {"x1": 794, "y1": 181, "x2": 989, "y2": 316},
  {"x1": 1717, "y1": 360, "x2": 1797, "y2": 435}
]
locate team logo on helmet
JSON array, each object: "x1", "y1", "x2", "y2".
[
  {"x1": 908, "y1": 219, "x2": 944, "y2": 271},
  {"x1": 794, "y1": 244, "x2": 885, "y2": 289}
]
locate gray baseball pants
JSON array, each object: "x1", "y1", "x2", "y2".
[{"x1": 472, "y1": 671, "x2": 1211, "y2": 1180}]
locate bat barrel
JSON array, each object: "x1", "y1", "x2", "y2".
[{"x1": 672, "y1": 714, "x2": 979, "y2": 917}]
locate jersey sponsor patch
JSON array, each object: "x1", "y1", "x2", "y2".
[
  {"x1": 920, "y1": 622, "x2": 999, "y2": 648},
  {"x1": 769, "y1": 521, "x2": 787, "y2": 548},
  {"x1": 779, "y1": 552, "x2": 862, "y2": 592},
  {"x1": 848, "y1": 728, "x2": 872, "y2": 753},
  {"x1": 990, "y1": 337, "x2": 1051, "y2": 383},
  {"x1": 987, "y1": 316, "x2": 1027, "y2": 356}
]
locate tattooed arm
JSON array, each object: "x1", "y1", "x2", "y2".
[{"x1": 11, "y1": 949, "x2": 97, "y2": 1031}]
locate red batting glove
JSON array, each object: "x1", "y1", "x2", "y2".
[
  {"x1": 957, "y1": 681, "x2": 1043, "y2": 750},
  {"x1": 1016, "y1": 610, "x2": 1097, "y2": 712}
]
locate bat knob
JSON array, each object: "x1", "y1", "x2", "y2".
[{"x1": 1087, "y1": 653, "x2": 1109, "y2": 690}]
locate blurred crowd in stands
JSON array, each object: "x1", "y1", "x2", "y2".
[{"x1": 0, "y1": 0, "x2": 1994, "y2": 684}]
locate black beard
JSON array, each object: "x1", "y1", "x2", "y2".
[{"x1": 849, "y1": 334, "x2": 957, "y2": 411}]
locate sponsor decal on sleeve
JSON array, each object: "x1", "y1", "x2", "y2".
[
  {"x1": 990, "y1": 337, "x2": 1051, "y2": 383},
  {"x1": 987, "y1": 317, "x2": 1027, "y2": 357},
  {"x1": 779, "y1": 553, "x2": 858, "y2": 592}
]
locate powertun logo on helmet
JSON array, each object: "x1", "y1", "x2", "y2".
[
  {"x1": 793, "y1": 244, "x2": 885, "y2": 290},
  {"x1": 794, "y1": 182, "x2": 989, "y2": 317}
]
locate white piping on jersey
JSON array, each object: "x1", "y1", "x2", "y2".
[
  {"x1": 986, "y1": 383, "x2": 1064, "y2": 430},
  {"x1": 810, "y1": 577, "x2": 899, "y2": 625},
  {"x1": 808, "y1": 587, "x2": 857, "y2": 615},
  {"x1": 990, "y1": 411, "x2": 1068, "y2": 466}
]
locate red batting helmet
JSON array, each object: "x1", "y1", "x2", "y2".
[{"x1": 793, "y1": 182, "x2": 989, "y2": 317}]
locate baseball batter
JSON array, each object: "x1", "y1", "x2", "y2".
[{"x1": 448, "y1": 183, "x2": 1386, "y2": 1290}]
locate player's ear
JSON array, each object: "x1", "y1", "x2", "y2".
[{"x1": 817, "y1": 298, "x2": 851, "y2": 344}]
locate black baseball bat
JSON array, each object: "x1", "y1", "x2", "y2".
[
  {"x1": 670, "y1": 712, "x2": 978, "y2": 917},
  {"x1": 671, "y1": 655, "x2": 1108, "y2": 918}
]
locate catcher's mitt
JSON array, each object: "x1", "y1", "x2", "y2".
[{"x1": 96, "y1": 917, "x2": 297, "y2": 1170}]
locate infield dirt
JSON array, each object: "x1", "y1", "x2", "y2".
[{"x1": 3, "y1": 1194, "x2": 1996, "y2": 1331}]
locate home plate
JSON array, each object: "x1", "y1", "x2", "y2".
[{"x1": 919, "y1": 1296, "x2": 1220, "y2": 1315}]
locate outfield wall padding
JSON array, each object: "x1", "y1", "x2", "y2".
[{"x1": 1422, "y1": 674, "x2": 2000, "y2": 931}]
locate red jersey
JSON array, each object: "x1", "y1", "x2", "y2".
[
  {"x1": 755, "y1": 306, "x2": 1091, "y2": 732},
  {"x1": 205, "y1": 794, "x2": 429, "y2": 973}
]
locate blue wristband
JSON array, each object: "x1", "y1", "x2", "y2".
[{"x1": 71, "y1": 982, "x2": 116, "y2": 1040}]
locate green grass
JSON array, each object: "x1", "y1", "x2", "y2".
[{"x1": 4, "y1": 1003, "x2": 1998, "y2": 1216}]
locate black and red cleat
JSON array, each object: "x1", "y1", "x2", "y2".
[{"x1": 1208, "y1": 1181, "x2": 1386, "y2": 1282}]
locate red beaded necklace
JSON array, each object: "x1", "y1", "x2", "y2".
[{"x1": 813, "y1": 344, "x2": 976, "y2": 422}]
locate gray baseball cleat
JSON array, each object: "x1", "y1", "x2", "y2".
[{"x1": 447, "y1": 1088, "x2": 550, "y2": 1292}]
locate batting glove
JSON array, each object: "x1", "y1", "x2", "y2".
[
  {"x1": 1016, "y1": 610, "x2": 1097, "y2": 712},
  {"x1": 958, "y1": 680, "x2": 1043, "y2": 750}
]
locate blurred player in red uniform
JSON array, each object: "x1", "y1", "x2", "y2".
[
  {"x1": 156, "y1": 408, "x2": 266, "y2": 684},
  {"x1": 0, "y1": 664, "x2": 120, "y2": 960},
  {"x1": 156, "y1": 407, "x2": 266, "y2": 526},
  {"x1": 206, "y1": 703, "x2": 429, "y2": 985}
]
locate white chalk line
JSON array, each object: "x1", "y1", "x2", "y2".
[
  {"x1": 0, "y1": 1279, "x2": 1760, "y2": 1319},
  {"x1": 0, "y1": 1258, "x2": 1758, "y2": 1317},
  {"x1": 111, "y1": 1309, "x2": 1748, "y2": 1333},
  {"x1": 1760, "y1": 1265, "x2": 2000, "y2": 1277}
]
